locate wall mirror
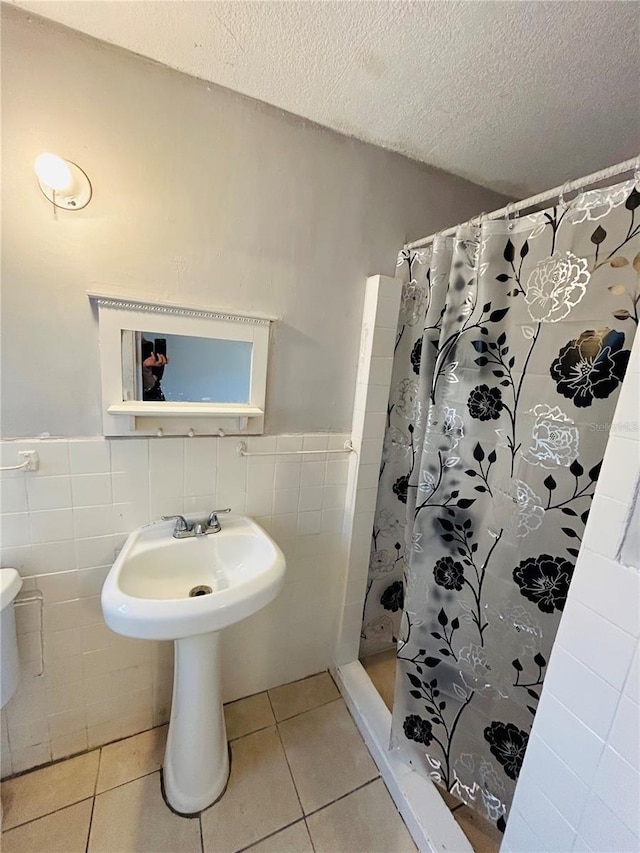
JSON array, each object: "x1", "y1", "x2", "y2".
[
  {"x1": 131, "y1": 333, "x2": 252, "y2": 404},
  {"x1": 89, "y1": 291, "x2": 274, "y2": 436}
]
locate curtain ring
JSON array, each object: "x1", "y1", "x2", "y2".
[
  {"x1": 472, "y1": 211, "x2": 485, "y2": 238},
  {"x1": 559, "y1": 180, "x2": 573, "y2": 209},
  {"x1": 504, "y1": 202, "x2": 519, "y2": 231}
]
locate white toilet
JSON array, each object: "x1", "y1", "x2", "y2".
[
  {"x1": 1, "y1": 568, "x2": 23, "y2": 707},
  {"x1": 1, "y1": 567, "x2": 23, "y2": 827}
]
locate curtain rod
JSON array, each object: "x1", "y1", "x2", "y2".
[{"x1": 405, "y1": 156, "x2": 639, "y2": 251}]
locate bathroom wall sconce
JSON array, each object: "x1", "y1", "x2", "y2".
[{"x1": 34, "y1": 152, "x2": 92, "y2": 210}]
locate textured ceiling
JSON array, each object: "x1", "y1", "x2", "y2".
[{"x1": 11, "y1": 0, "x2": 640, "y2": 196}]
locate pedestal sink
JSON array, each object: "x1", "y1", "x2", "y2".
[{"x1": 101, "y1": 514, "x2": 285, "y2": 815}]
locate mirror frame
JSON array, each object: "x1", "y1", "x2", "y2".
[{"x1": 88, "y1": 290, "x2": 274, "y2": 436}]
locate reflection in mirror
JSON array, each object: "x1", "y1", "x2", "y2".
[{"x1": 128, "y1": 332, "x2": 252, "y2": 404}]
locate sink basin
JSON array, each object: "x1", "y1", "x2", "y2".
[
  {"x1": 102, "y1": 514, "x2": 285, "y2": 640},
  {"x1": 101, "y1": 513, "x2": 285, "y2": 816}
]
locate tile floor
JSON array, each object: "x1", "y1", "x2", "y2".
[
  {"x1": 360, "y1": 650, "x2": 502, "y2": 853},
  {"x1": 1, "y1": 672, "x2": 417, "y2": 853}
]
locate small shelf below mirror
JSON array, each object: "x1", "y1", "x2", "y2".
[{"x1": 89, "y1": 290, "x2": 274, "y2": 437}]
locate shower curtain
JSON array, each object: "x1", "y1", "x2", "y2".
[{"x1": 365, "y1": 178, "x2": 640, "y2": 830}]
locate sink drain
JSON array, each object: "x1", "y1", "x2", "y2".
[{"x1": 189, "y1": 585, "x2": 213, "y2": 597}]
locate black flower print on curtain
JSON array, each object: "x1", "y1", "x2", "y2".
[
  {"x1": 385, "y1": 179, "x2": 639, "y2": 833},
  {"x1": 360, "y1": 246, "x2": 448, "y2": 655}
]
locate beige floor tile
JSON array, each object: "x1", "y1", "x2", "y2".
[
  {"x1": 278, "y1": 698, "x2": 378, "y2": 814},
  {"x1": 245, "y1": 820, "x2": 314, "y2": 853},
  {"x1": 224, "y1": 692, "x2": 275, "y2": 741},
  {"x1": 0, "y1": 799, "x2": 93, "y2": 853},
  {"x1": 201, "y1": 726, "x2": 302, "y2": 852},
  {"x1": 268, "y1": 672, "x2": 339, "y2": 721},
  {"x1": 360, "y1": 649, "x2": 397, "y2": 712},
  {"x1": 88, "y1": 772, "x2": 200, "y2": 853},
  {"x1": 96, "y1": 724, "x2": 167, "y2": 793},
  {"x1": 306, "y1": 779, "x2": 416, "y2": 853},
  {"x1": 1, "y1": 750, "x2": 100, "y2": 830},
  {"x1": 454, "y1": 805, "x2": 502, "y2": 853}
]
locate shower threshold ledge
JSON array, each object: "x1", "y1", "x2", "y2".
[{"x1": 332, "y1": 660, "x2": 473, "y2": 853}]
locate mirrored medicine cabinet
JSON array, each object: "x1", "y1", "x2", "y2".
[{"x1": 88, "y1": 290, "x2": 274, "y2": 436}]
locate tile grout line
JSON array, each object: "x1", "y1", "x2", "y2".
[
  {"x1": 2, "y1": 765, "x2": 165, "y2": 830},
  {"x1": 276, "y1": 726, "x2": 304, "y2": 817},
  {"x1": 85, "y1": 747, "x2": 102, "y2": 853},
  {"x1": 303, "y1": 817, "x2": 317, "y2": 853},
  {"x1": 4, "y1": 672, "x2": 337, "y2": 786},
  {"x1": 2, "y1": 748, "x2": 105, "y2": 833},
  {"x1": 92, "y1": 766, "x2": 163, "y2": 801},
  {"x1": 3, "y1": 775, "x2": 400, "y2": 848},
  {"x1": 2, "y1": 722, "x2": 163, "y2": 783},
  {"x1": 254, "y1": 682, "x2": 381, "y2": 848},
  {"x1": 271, "y1": 697, "x2": 382, "y2": 822},
  {"x1": 4, "y1": 673, "x2": 370, "y2": 837},
  {"x1": 94, "y1": 747, "x2": 102, "y2": 796},
  {"x1": 228, "y1": 721, "x2": 275, "y2": 743},
  {"x1": 1, "y1": 796, "x2": 95, "y2": 834},
  {"x1": 3, "y1": 711, "x2": 286, "y2": 826},
  {"x1": 265, "y1": 687, "x2": 277, "y2": 719},
  {"x1": 271, "y1": 692, "x2": 342, "y2": 725},
  {"x1": 234, "y1": 818, "x2": 308, "y2": 853},
  {"x1": 85, "y1": 796, "x2": 96, "y2": 853},
  {"x1": 302, "y1": 777, "x2": 380, "y2": 822},
  {"x1": 266, "y1": 690, "x2": 306, "y2": 819},
  {"x1": 201, "y1": 689, "x2": 318, "y2": 852},
  {"x1": 226, "y1": 680, "x2": 367, "y2": 852},
  {"x1": 3, "y1": 744, "x2": 98, "y2": 783}
]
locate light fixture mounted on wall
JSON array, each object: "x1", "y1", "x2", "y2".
[{"x1": 34, "y1": 152, "x2": 92, "y2": 210}]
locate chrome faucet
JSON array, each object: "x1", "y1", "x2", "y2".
[
  {"x1": 192, "y1": 520, "x2": 208, "y2": 537},
  {"x1": 206, "y1": 508, "x2": 231, "y2": 534},
  {"x1": 162, "y1": 509, "x2": 231, "y2": 539},
  {"x1": 162, "y1": 515, "x2": 191, "y2": 539}
]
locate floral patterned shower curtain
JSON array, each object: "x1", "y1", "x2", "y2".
[{"x1": 364, "y1": 178, "x2": 640, "y2": 830}]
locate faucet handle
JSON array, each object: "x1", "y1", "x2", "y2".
[
  {"x1": 162, "y1": 514, "x2": 189, "y2": 531},
  {"x1": 207, "y1": 508, "x2": 231, "y2": 527}
]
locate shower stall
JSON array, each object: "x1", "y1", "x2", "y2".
[{"x1": 335, "y1": 157, "x2": 640, "y2": 851}]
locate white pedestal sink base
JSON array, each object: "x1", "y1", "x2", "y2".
[
  {"x1": 101, "y1": 515, "x2": 286, "y2": 813},
  {"x1": 163, "y1": 631, "x2": 229, "y2": 814}
]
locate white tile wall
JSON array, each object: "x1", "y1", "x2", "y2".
[
  {"x1": 336, "y1": 275, "x2": 402, "y2": 665},
  {"x1": 0, "y1": 432, "x2": 350, "y2": 777},
  {"x1": 502, "y1": 334, "x2": 640, "y2": 853}
]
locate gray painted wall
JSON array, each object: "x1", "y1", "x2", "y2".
[{"x1": 1, "y1": 5, "x2": 508, "y2": 437}]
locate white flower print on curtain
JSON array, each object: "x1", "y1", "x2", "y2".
[
  {"x1": 378, "y1": 179, "x2": 640, "y2": 834},
  {"x1": 360, "y1": 246, "x2": 448, "y2": 655}
]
